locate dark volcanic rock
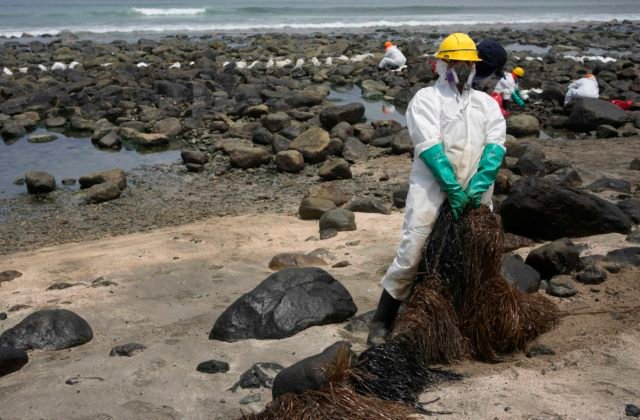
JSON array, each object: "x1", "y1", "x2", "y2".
[
  {"x1": 515, "y1": 147, "x2": 546, "y2": 176},
  {"x1": 500, "y1": 177, "x2": 632, "y2": 239},
  {"x1": 343, "y1": 310, "x2": 375, "y2": 333},
  {"x1": 181, "y1": 150, "x2": 208, "y2": 166},
  {"x1": 298, "y1": 197, "x2": 336, "y2": 220},
  {"x1": 210, "y1": 268, "x2": 357, "y2": 341},
  {"x1": 342, "y1": 137, "x2": 368, "y2": 162},
  {"x1": 318, "y1": 158, "x2": 352, "y2": 180},
  {"x1": 0, "y1": 270, "x2": 22, "y2": 285},
  {"x1": 197, "y1": 359, "x2": 230, "y2": 374},
  {"x1": 566, "y1": 98, "x2": 628, "y2": 132},
  {"x1": 344, "y1": 198, "x2": 391, "y2": 215},
  {"x1": 154, "y1": 80, "x2": 188, "y2": 98},
  {"x1": 272, "y1": 341, "x2": 355, "y2": 399},
  {"x1": 525, "y1": 238, "x2": 580, "y2": 279},
  {"x1": 289, "y1": 127, "x2": 331, "y2": 163},
  {"x1": 275, "y1": 150, "x2": 305, "y2": 173},
  {"x1": 501, "y1": 254, "x2": 541, "y2": 293},
  {"x1": 390, "y1": 128, "x2": 413, "y2": 155},
  {"x1": 109, "y1": 343, "x2": 146, "y2": 357},
  {"x1": 617, "y1": 199, "x2": 640, "y2": 223},
  {"x1": 80, "y1": 182, "x2": 121, "y2": 204},
  {"x1": 393, "y1": 184, "x2": 410, "y2": 208},
  {"x1": 268, "y1": 253, "x2": 327, "y2": 271},
  {"x1": 586, "y1": 178, "x2": 631, "y2": 194},
  {"x1": 319, "y1": 103, "x2": 365, "y2": 129},
  {"x1": 79, "y1": 169, "x2": 127, "y2": 190},
  {"x1": 319, "y1": 209, "x2": 357, "y2": 233},
  {"x1": 507, "y1": 114, "x2": 541, "y2": 138},
  {"x1": 228, "y1": 146, "x2": 270, "y2": 169},
  {"x1": 0, "y1": 347, "x2": 28, "y2": 377},
  {"x1": 0, "y1": 309, "x2": 93, "y2": 351},
  {"x1": 231, "y1": 362, "x2": 284, "y2": 391},
  {"x1": 25, "y1": 171, "x2": 56, "y2": 194},
  {"x1": 626, "y1": 404, "x2": 640, "y2": 418},
  {"x1": 546, "y1": 275, "x2": 577, "y2": 298},
  {"x1": 575, "y1": 265, "x2": 608, "y2": 285}
]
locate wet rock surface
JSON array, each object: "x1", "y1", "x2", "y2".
[
  {"x1": 210, "y1": 267, "x2": 357, "y2": 341},
  {"x1": 0, "y1": 309, "x2": 93, "y2": 351}
]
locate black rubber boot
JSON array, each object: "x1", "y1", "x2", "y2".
[{"x1": 366, "y1": 290, "x2": 402, "y2": 347}]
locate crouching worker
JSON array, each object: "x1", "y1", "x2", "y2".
[
  {"x1": 564, "y1": 73, "x2": 598, "y2": 106},
  {"x1": 368, "y1": 33, "x2": 507, "y2": 346},
  {"x1": 379, "y1": 41, "x2": 407, "y2": 70},
  {"x1": 494, "y1": 67, "x2": 526, "y2": 108}
]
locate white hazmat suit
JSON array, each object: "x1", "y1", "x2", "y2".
[
  {"x1": 379, "y1": 46, "x2": 407, "y2": 69},
  {"x1": 381, "y1": 63, "x2": 507, "y2": 301},
  {"x1": 493, "y1": 72, "x2": 519, "y2": 100},
  {"x1": 564, "y1": 75, "x2": 599, "y2": 106}
]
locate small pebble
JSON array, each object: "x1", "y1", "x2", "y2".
[
  {"x1": 0, "y1": 312, "x2": 7, "y2": 320},
  {"x1": 239, "y1": 394, "x2": 261, "y2": 405}
]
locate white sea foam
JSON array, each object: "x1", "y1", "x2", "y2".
[
  {"x1": 4, "y1": 14, "x2": 640, "y2": 38},
  {"x1": 131, "y1": 8, "x2": 207, "y2": 16}
]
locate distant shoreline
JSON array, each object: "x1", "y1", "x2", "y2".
[{"x1": 1, "y1": 19, "x2": 638, "y2": 44}]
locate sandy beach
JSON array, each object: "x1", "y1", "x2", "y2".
[{"x1": 1, "y1": 15, "x2": 640, "y2": 420}]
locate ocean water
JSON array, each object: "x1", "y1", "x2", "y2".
[{"x1": 1, "y1": 0, "x2": 639, "y2": 38}]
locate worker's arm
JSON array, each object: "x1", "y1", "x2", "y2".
[
  {"x1": 465, "y1": 97, "x2": 507, "y2": 208},
  {"x1": 511, "y1": 89, "x2": 525, "y2": 107},
  {"x1": 407, "y1": 89, "x2": 468, "y2": 219}
]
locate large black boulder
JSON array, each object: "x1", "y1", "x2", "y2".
[
  {"x1": 566, "y1": 98, "x2": 628, "y2": 132},
  {"x1": 0, "y1": 347, "x2": 28, "y2": 377},
  {"x1": 501, "y1": 254, "x2": 541, "y2": 293},
  {"x1": 210, "y1": 268, "x2": 357, "y2": 341},
  {"x1": 0, "y1": 309, "x2": 93, "y2": 351},
  {"x1": 272, "y1": 341, "x2": 355, "y2": 399},
  {"x1": 500, "y1": 177, "x2": 632, "y2": 240},
  {"x1": 525, "y1": 238, "x2": 580, "y2": 279},
  {"x1": 319, "y1": 103, "x2": 365, "y2": 129}
]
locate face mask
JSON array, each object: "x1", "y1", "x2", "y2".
[{"x1": 454, "y1": 64, "x2": 472, "y2": 85}]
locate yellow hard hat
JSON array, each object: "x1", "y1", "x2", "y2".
[
  {"x1": 513, "y1": 67, "x2": 525, "y2": 77},
  {"x1": 435, "y1": 33, "x2": 481, "y2": 62}
]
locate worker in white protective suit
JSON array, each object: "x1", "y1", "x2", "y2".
[
  {"x1": 367, "y1": 33, "x2": 507, "y2": 346},
  {"x1": 379, "y1": 41, "x2": 407, "y2": 70},
  {"x1": 564, "y1": 73, "x2": 599, "y2": 106},
  {"x1": 493, "y1": 67, "x2": 526, "y2": 108}
]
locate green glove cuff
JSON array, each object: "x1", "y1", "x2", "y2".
[
  {"x1": 419, "y1": 143, "x2": 459, "y2": 193},
  {"x1": 465, "y1": 144, "x2": 506, "y2": 207},
  {"x1": 511, "y1": 90, "x2": 525, "y2": 107},
  {"x1": 419, "y1": 143, "x2": 468, "y2": 219}
]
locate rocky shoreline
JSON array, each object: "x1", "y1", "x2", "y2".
[{"x1": 1, "y1": 20, "x2": 640, "y2": 256}]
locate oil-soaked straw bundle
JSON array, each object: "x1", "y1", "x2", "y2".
[{"x1": 245, "y1": 206, "x2": 558, "y2": 418}]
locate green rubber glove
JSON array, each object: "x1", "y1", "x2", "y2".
[
  {"x1": 419, "y1": 143, "x2": 468, "y2": 220},
  {"x1": 511, "y1": 90, "x2": 525, "y2": 107},
  {"x1": 465, "y1": 144, "x2": 506, "y2": 208}
]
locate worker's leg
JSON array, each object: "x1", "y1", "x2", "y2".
[
  {"x1": 379, "y1": 57, "x2": 399, "y2": 70},
  {"x1": 367, "y1": 187, "x2": 445, "y2": 346}
]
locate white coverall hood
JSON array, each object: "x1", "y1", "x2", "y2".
[{"x1": 380, "y1": 78, "x2": 506, "y2": 300}]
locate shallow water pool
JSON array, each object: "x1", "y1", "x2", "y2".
[
  {"x1": 328, "y1": 85, "x2": 407, "y2": 126},
  {"x1": 0, "y1": 129, "x2": 180, "y2": 198}
]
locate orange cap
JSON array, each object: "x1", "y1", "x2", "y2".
[{"x1": 384, "y1": 41, "x2": 393, "y2": 49}]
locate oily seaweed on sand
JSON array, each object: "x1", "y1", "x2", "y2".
[{"x1": 246, "y1": 205, "x2": 559, "y2": 418}]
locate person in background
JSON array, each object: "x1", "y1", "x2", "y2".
[
  {"x1": 367, "y1": 33, "x2": 506, "y2": 346},
  {"x1": 564, "y1": 73, "x2": 599, "y2": 106},
  {"x1": 494, "y1": 67, "x2": 526, "y2": 108},
  {"x1": 473, "y1": 39, "x2": 508, "y2": 87},
  {"x1": 379, "y1": 41, "x2": 407, "y2": 70}
]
